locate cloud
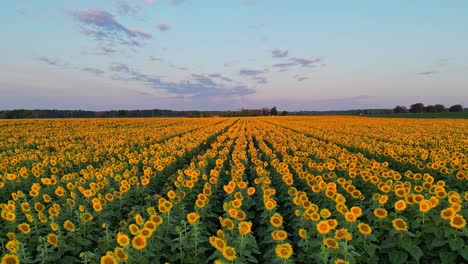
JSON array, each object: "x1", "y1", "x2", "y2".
[
  {"x1": 149, "y1": 56, "x2": 162, "y2": 61},
  {"x1": 418, "y1": 71, "x2": 437, "y2": 75},
  {"x1": 37, "y1": 57, "x2": 59, "y2": 66},
  {"x1": 69, "y1": 8, "x2": 151, "y2": 47},
  {"x1": 37, "y1": 57, "x2": 70, "y2": 69},
  {"x1": 239, "y1": 69, "x2": 267, "y2": 76},
  {"x1": 169, "y1": 0, "x2": 190, "y2": 5},
  {"x1": 156, "y1": 23, "x2": 170, "y2": 31},
  {"x1": 110, "y1": 63, "x2": 255, "y2": 97},
  {"x1": 272, "y1": 49, "x2": 288, "y2": 58},
  {"x1": 116, "y1": 0, "x2": 139, "y2": 15},
  {"x1": 253, "y1": 76, "x2": 268, "y2": 84},
  {"x1": 272, "y1": 62, "x2": 296, "y2": 68},
  {"x1": 109, "y1": 62, "x2": 130, "y2": 72},
  {"x1": 81, "y1": 67, "x2": 105, "y2": 75},
  {"x1": 208, "y1": 73, "x2": 234, "y2": 82},
  {"x1": 95, "y1": 45, "x2": 116, "y2": 55},
  {"x1": 289, "y1": 57, "x2": 321, "y2": 67},
  {"x1": 144, "y1": 0, "x2": 155, "y2": 4},
  {"x1": 169, "y1": 63, "x2": 189, "y2": 71}
]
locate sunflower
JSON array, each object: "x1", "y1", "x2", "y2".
[
  {"x1": 129, "y1": 224, "x2": 140, "y2": 235},
  {"x1": 357, "y1": 223, "x2": 372, "y2": 235},
  {"x1": 350, "y1": 206, "x2": 362, "y2": 217},
  {"x1": 63, "y1": 220, "x2": 75, "y2": 232},
  {"x1": 419, "y1": 200, "x2": 432, "y2": 213},
  {"x1": 47, "y1": 233, "x2": 58, "y2": 247},
  {"x1": 275, "y1": 243, "x2": 293, "y2": 259},
  {"x1": 17, "y1": 223, "x2": 31, "y2": 234},
  {"x1": 323, "y1": 238, "x2": 339, "y2": 249},
  {"x1": 392, "y1": 218, "x2": 409, "y2": 232},
  {"x1": 5, "y1": 240, "x2": 19, "y2": 254},
  {"x1": 335, "y1": 259, "x2": 350, "y2": 264},
  {"x1": 320, "y1": 208, "x2": 331, "y2": 219},
  {"x1": 344, "y1": 212, "x2": 357, "y2": 222},
  {"x1": 187, "y1": 212, "x2": 200, "y2": 224},
  {"x1": 144, "y1": 220, "x2": 157, "y2": 231},
  {"x1": 135, "y1": 214, "x2": 144, "y2": 226},
  {"x1": 114, "y1": 247, "x2": 128, "y2": 261},
  {"x1": 316, "y1": 220, "x2": 331, "y2": 235},
  {"x1": 150, "y1": 215, "x2": 163, "y2": 226},
  {"x1": 449, "y1": 215, "x2": 466, "y2": 229},
  {"x1": 238, "y1": 221, "x2": 252, "y2": 235},
  {"x1": 0, "y1": 254, "x2": 20, "y2": 264},
  {"x1": 327, "y1": 219, "x2": 338, "y2": 230},
  {"x1": 265, "y1": 200, "x2": 277, "y2": 211},
  {"x1": 373, "y1": 208, "x2": 388, "y2": 219},
  {"x1": 116, "y1": 233, "x2": 130, "y2": 247},
  {"x1": 440, "y1": 208, "x2": 455, "y2": 220},
  {"x1": 100, "y1": 253, "x2": 117, "y2": 264},
  {"x1": 270, "y1": 213, "x2": 283, "y2": 228},
  {"x1": 209, "y1": 236, "x2": 226, "y2": 251},
  {"x1": 394, "y1": 200, "x2": 407, "y2": 211},
  {"x1": 247, "y1": 187, "x2": 256, "y2": 196},
  {"x1": 334, "y1": 228, "x2": 349, "y2": 240},
  {"x1": 132, "y1": 235, "x2": 147, "y2": 250},
  {"x1": 140, "y1": 228, "x2": 153, "y2": 238},
  {"x1": 271, "y1": 230, "x2": 288, "y2": 241},
  {"x1": 222, "y1": 246, "x2": 237, "y2": 261},
  {"x1": 236, "y1": 210, "x2": 246, "y2": 221},
  {"x1": 298, "y1": 228, "x2": 307, "y2": 239},
  {"x1": 222, "y1": 218, "x2": 234, "y2": 230}
]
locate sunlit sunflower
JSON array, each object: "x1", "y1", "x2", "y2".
[
  {"x1": 132, "y1": 235, "x2": 147, "y2": 250},
  {"x1": 238, "y1": 221, "x2": 252, "y2": 235},
  {"x1": 323, "y1": 237, "x2": 339, "y2": 249},
  {"x1": 63, "y1": 220, "x2": 75, "y2": 232},
  {"x1": 275, "y1": 243, "x2": 293, "y2": 259},
  {"x1": 47, "y1": 233, "x2": 58, "y2": 247},
  {"x1": 373, "y1": 208, "x2": 388, "y2": 219},
  {"x1": 357, "y1": 223, "x2": 372, "y2": 235},
  {"x1": 222, "y1": 246, "x2": 237, "y2": 261},
  {"x1": 17, "y1": 223, "x2": 31, "y2": 235},
  {"x1": 316, "y1": 221, "x2": 331, "y2": 235},
  {"x1": 1, "y1": 254, "x2": 20, "y2": 264},
  {"x1": 392, "y1": 218, "x2": 409, "y2": 232},
  {"x1": 298, "y1": 228, "x2": 307, "y2": 239},
  {"x1": 270, "y1": 213, "x2": 283, "y2": 228},
  {"x1": 449, "y1": 214, "x2": 466, "y2": 229},
  {"x1": 187, "y1": 212, "x2": 200, "y2": 224}
]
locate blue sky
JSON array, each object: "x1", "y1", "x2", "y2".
[{"x1": 1, "y1": 0, "x2": 467, "y2": 111}]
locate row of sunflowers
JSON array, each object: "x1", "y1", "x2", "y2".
[{"x1": 0, "y1": 117, "x2": 467, "y2": 263}]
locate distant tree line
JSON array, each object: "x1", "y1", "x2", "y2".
[
  {"x1": 0, "y1": 107, "x2": 288, "y2": 119},
  {"x1": 393, "y1": 103, "x2": 464, "y2": 114}
]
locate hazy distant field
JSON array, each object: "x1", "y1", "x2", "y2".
[
  {"x1": 367, "y1": 112, "x2": 468, "y2": 119},
  {"x1": 1, "y1": 117, "x2": 467, "y2": 264}
]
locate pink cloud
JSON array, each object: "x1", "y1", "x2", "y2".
[{"x1": 156, "y1": 23, "x2": 170, "y2": 31}]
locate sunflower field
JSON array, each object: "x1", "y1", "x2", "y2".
[{"x1": 0, "y1": 116, "x2": 467, "y2": 264}]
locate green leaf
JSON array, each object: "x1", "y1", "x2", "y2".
[
  {"x1": 406, "y1": 245, "x2": 423, "y2": 262},
  {"x1": 364, "y1": 244, "x2": 377, "y2": 257},
  {"x1": 448, "y1": 238, "x2": 464, "y2": 251},
  {"x1": 399, "y1": 236, "x2": 412, "y2": 249},
  {"x1": 390, "y1": 250, "x2": 408, "y2": 264},
  {"x1": 381, "y1": 239, "x2": 396, "y2": 249},
  {"x1": 440, "y1": 251, "x2": 456, "y2": 264},
  {"x1": 430, "y1": 238, "x2": 447, "y2": 248},
  {"x1": 459, "y1": 246, "x2": 468, "y2": 260}
]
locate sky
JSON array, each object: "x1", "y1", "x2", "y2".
[{"x1": 1, "y1": 0, "x2": 467, "y2": 111}]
